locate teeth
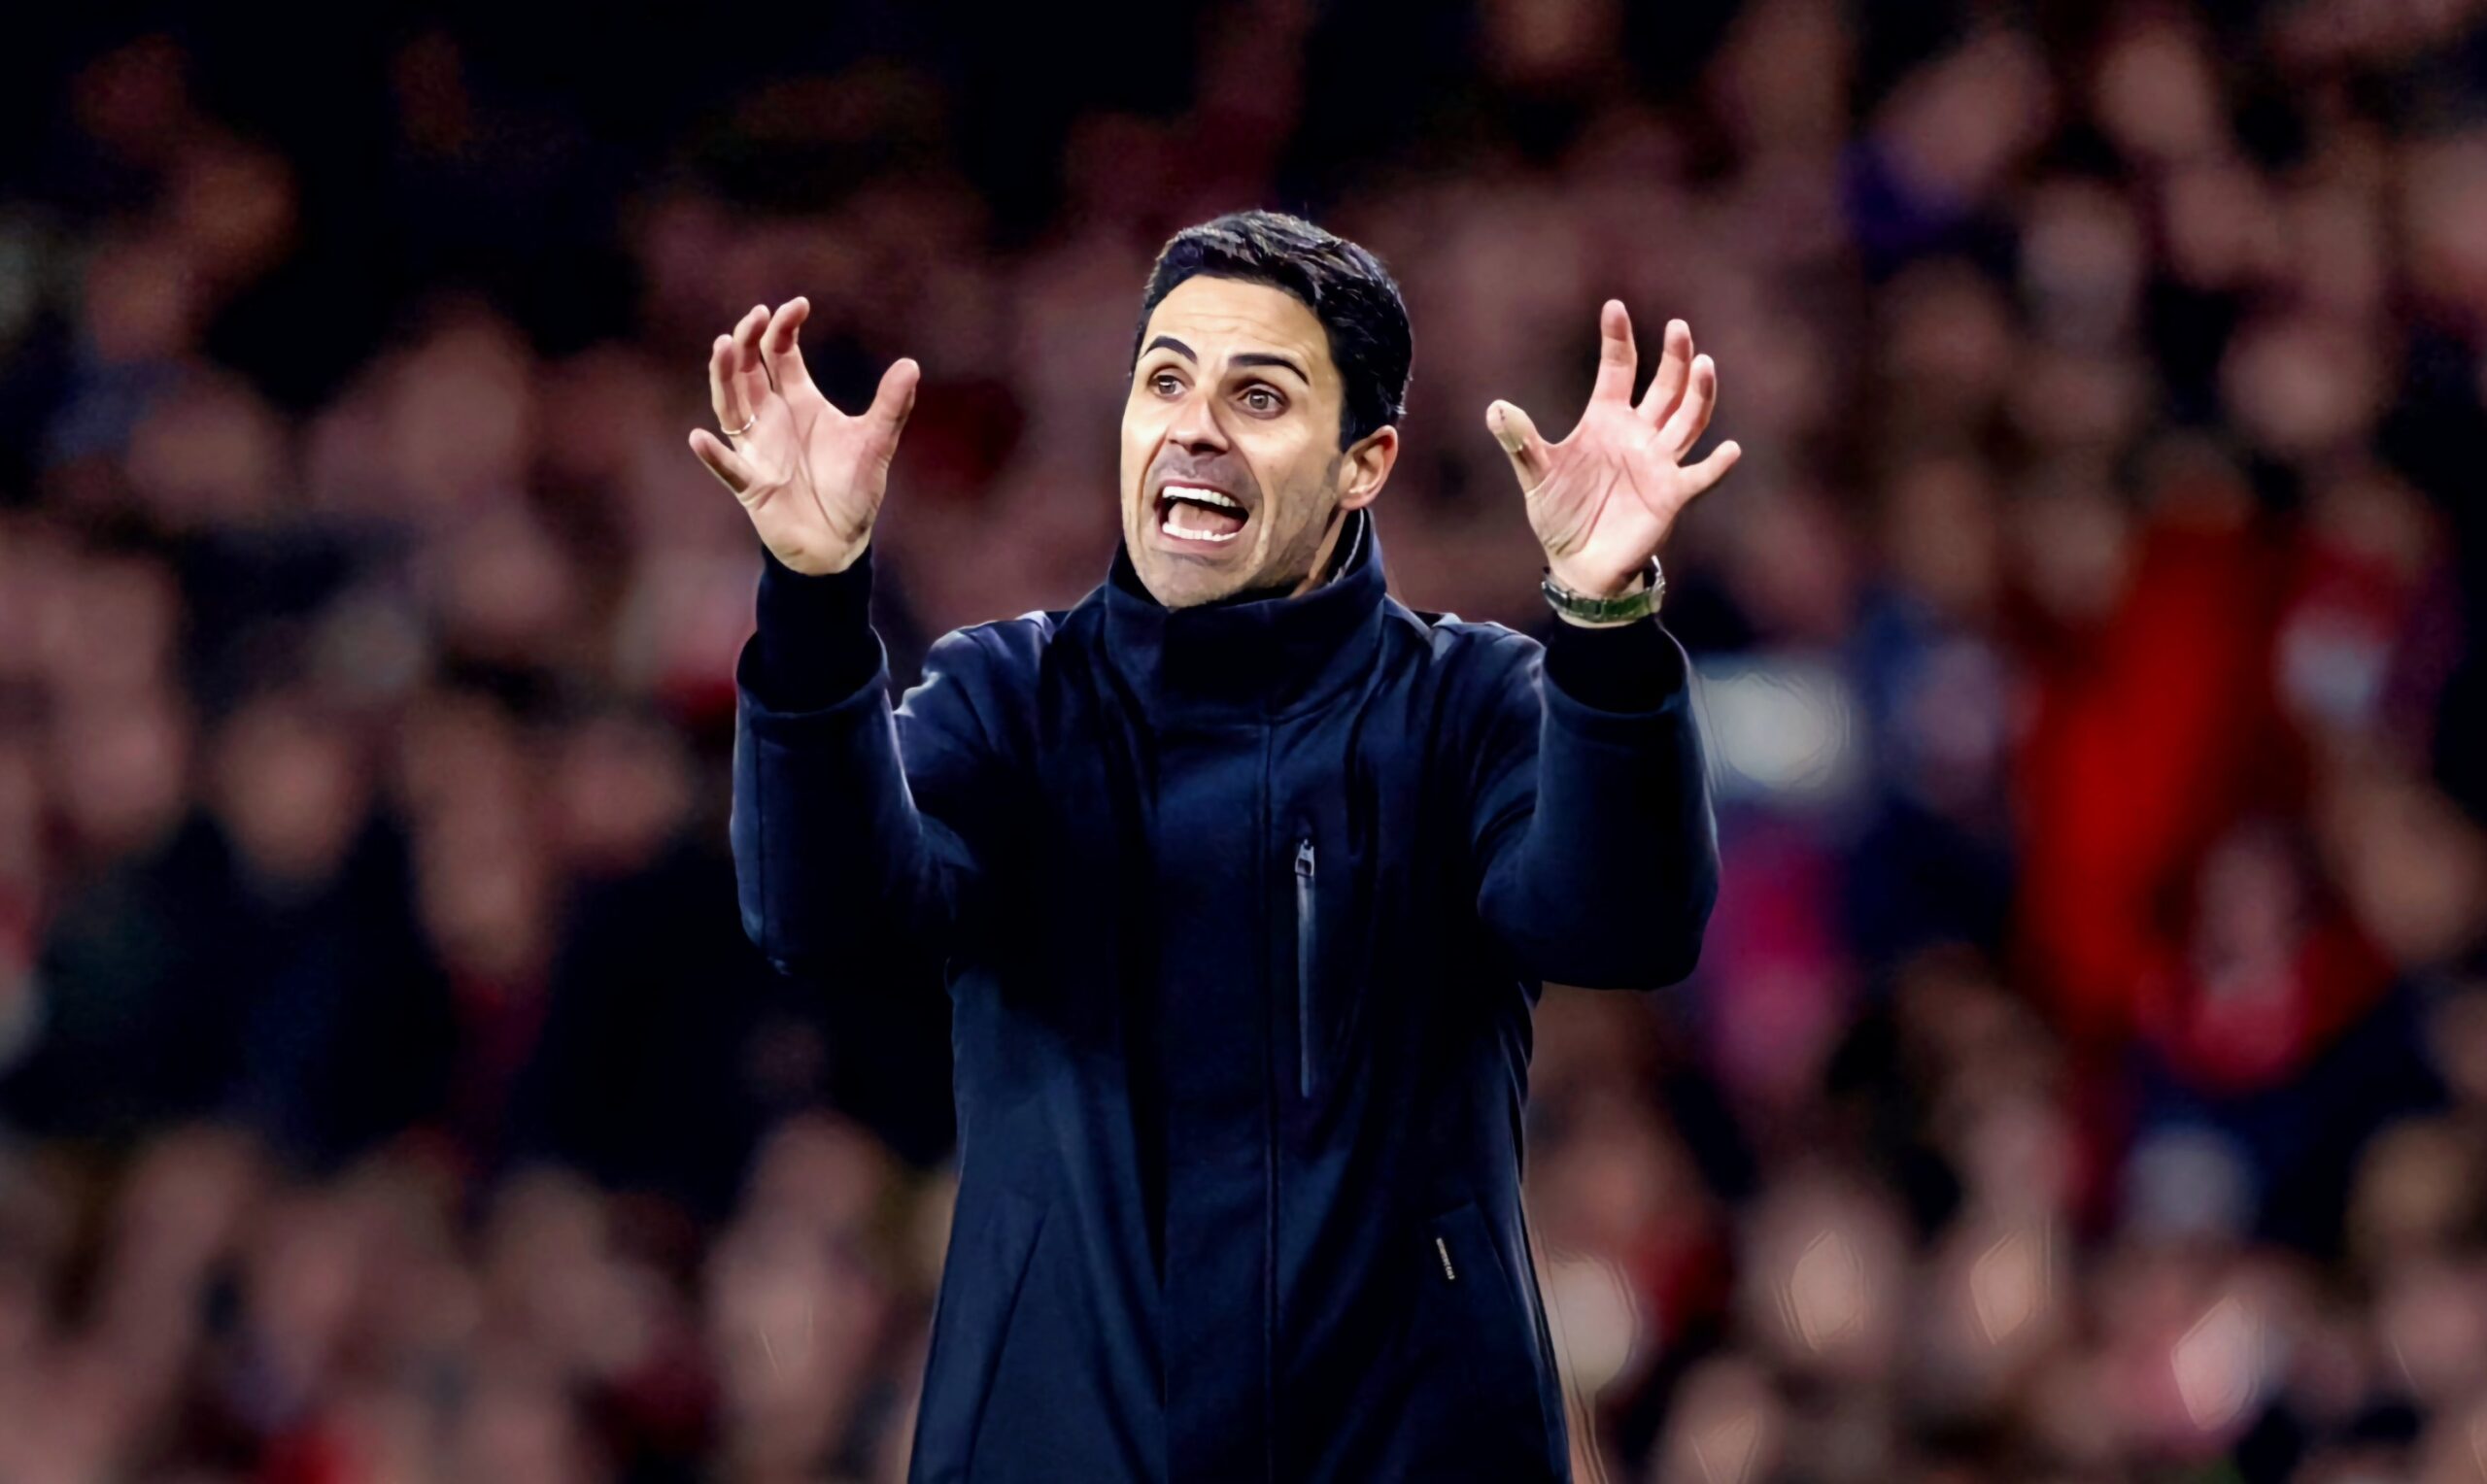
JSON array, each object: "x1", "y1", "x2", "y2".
[
  {"x1": 1162, "y1": 506, "x2": 1242, "y2": 542},
  {"x1": 1164, "y1": 484, "x2": 1240, "y2": 510}
]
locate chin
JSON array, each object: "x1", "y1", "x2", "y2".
[{"x1": 1135, "y1": 557, "x2": 1236, "y2": 610}]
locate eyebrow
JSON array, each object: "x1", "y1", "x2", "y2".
[{"x1": 1142, "y1": 335, "x2": 1311, "y2": 387}]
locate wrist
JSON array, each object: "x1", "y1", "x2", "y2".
[
  {"x1": 772, "y1": 532, "x2": 872, "y2": 577},
  {"x1": 822, "y1": 533, "x2": 871, "y2": 575},
  {"x1": 1555, "y1": 605, "x2": 1644, "y2": 629},
  {"x1": 753, "y1": 538, "x2": 879, "y2": 709},
  {"x1": 1544, "y1": 555, "x2": 1640, "y2": 600},
  {"x1": 1542, "y1": 554, "x2": 1664, "y2": 625},
  {"x1": 1544, "y1": 603, "x2": 1682, "y2": 710}
]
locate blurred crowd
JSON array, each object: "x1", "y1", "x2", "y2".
[{"x1": 3, "y1": 1, "x2": 2487, "y2": 1480}]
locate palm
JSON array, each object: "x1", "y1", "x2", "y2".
[
  {"x1": 688, "y1": 298, "x2": 920, "y2": 576},
  {"x1": 1489, "y1": 304, "x2": 1739, "y2": 598}
]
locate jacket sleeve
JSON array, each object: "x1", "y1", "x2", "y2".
[
  {"x1": 1468, "y1": 616, "x2": 1720, "y2": 989},
  {"x1": 731, "y1": 545, "x2": 1005, "y2": 980}
]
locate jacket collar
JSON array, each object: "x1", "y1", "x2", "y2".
[{"x1": 1095, "y1": 507, "x2": 1386, "y2": 723}]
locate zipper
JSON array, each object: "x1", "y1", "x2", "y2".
[{"x1": 1294, "y1": 837, "x2": 1316, "y2": 1098}]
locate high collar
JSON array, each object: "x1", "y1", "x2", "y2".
[{"x1": 1096, "y1": 507, "x2": 1387, "y2": 724}]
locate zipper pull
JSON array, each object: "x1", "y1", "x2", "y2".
[{"x1": 1296, "y1": 839, "x2": 1315, "y2": 878}]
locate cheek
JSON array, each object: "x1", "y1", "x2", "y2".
[
  {"x1": 1266, "y1": 455, "x2": 1327, "y2": 541},
  {"x1": 1120, "y1": 410, "x2": 1162, "y2": 479}
]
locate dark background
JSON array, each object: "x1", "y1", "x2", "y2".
[{"x1": 2, "y1": 2, "x2": 2486, "y2": 1479}]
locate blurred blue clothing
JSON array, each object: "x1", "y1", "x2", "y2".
[{"x1": 731, "y1": 508, "x2": 1718, "y2": 1484}]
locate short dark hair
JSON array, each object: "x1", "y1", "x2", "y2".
[{"x1": 1132, "y1": 210, "x2": 1413, "y2": 450}]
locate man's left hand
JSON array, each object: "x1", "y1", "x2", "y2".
[{"x1": 1487, "y1": 301, "x2": 1741, "y2": 601}]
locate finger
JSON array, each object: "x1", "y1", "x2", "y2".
[
  {"x1": 1657, "y1": 354, "x2": 1718, "y2": 455},
  {"x1": 688, "y1": 427, "x2": 758, "y2": 495},
  {"x1": 1591, "y1": 299, "x2": 1637, "y2": 405},
  {"x1": 1486, "y1": 400, "x2": 1554, "y2": 492},
  {"x1": 732, "y1": 302, "x2": 769, "y2": 357},
  {"x1": 761, "y1": 297, "x2": 817, "y2": 400},
  {"x1": 708, "y1": 335, "x2": 746, "y2": 430},
  {"x1": 868, "y1": 356, "x2": 923, "y2": 451},
  {"x1": 1679, "y1": 438, "x2": 1742, "y2": 500},
  {"x1": 1636, "y1": 319, "x2": 1693, "y2": 424},
  {"x1": 726, "y1": 301, "x2": 770, "y2": 412}
]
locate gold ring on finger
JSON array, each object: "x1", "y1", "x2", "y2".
[{"x1": 722, "y1": 411, "x2": 758, "y2": 438}]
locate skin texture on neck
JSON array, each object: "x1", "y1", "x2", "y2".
[
  {"x1": 1119, "y1": 276, "x2": 1396, "y2": 609},
  {"x1": 1199, "y1": 507, "x2": 1353, "y2": 610},
  {"x1": 1287, "y1": 505, "x2": 1352, "y2": 597}
]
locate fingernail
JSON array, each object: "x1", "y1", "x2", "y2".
[{"x1": 1491, "y1": 405, "x2": 1521, "y2": 453}]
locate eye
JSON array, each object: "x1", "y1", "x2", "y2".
[
  {"x1": 1148, "y1": 370, "x2": 1184, "y2": 396},
  {"x1": 1241, "y1": 385, "x2": 1283, "y2": 414}
]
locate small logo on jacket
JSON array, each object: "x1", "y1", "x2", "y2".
[{"x1": 1434, "y1": 1235, "x2": 1457, "y2": 1282}]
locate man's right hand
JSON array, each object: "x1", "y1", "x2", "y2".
[{"x1": 688, "y1": 298, "x2": 921, "y2": 576}]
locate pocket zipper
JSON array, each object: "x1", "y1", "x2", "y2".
[{"x1": 1294, "y1": 837, "x2": 1315, "y2": 1098}]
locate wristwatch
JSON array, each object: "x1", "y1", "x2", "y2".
[{"x1": 1542, "y1": 556, "x2": 1665, "y2": 623}]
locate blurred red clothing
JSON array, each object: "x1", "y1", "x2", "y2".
[
  {"x1": 2011, "y1": 500, "x2": 2306, "y2": 1049},
  {"x1": 258, "y1": 1426, "x2": 353, "y2": 1484},
  {"x1": 2131, "y1": 911, "x2": 2394, "y2": 1095}
]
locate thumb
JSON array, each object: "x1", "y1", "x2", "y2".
[
  {"x1": 871, "y1": 357, "x2": 922, "y2": 445},
  {"x1": 1486, "y1": 400, "x2": 1551, "y2": 492}
]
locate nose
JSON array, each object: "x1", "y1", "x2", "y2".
[{"x1": 1165, "y1": 380, "x2": 1230, "y2": 455}]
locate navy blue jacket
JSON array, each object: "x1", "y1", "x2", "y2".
[{"x1": 732, "y1": 509, "x2": 1718, "y2": 1482}]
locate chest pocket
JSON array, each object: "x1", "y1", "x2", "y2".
[
  {"x1": 1286, "y1": 825, "x2": 1375, "y2": 1110},
  {"x1": 1293, "y1": 834, "x2": 1322, "y2": 1098},
  {"x1": 1275, "y1": 691, "x2": 1415, "y2": 1124},
  {"x1": 1399, "y1": 1197, "x2": 1561, "y2": 1479}
]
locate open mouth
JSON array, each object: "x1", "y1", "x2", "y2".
[{"x1": 1157, "y1": 483, "x2": 1249, "y2": 546}]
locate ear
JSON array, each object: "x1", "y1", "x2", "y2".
[{"x1": 1335, "y1": 425, "x2": 1399, "y2": 513}]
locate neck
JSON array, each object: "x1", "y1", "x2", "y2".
[
  {"x1": 1290, "y1": 508, "x2": 1353, "y2": 598},
  {"x1": 1095, "y1": 506, "x2": 1385, "y2": 721},
  {"x1": 1211, "y1": 508, "x2": 1352, "y2": 610}
]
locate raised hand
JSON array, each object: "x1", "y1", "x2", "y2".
[
  {"x1": 688, "y1": 298, "x2": 922, "y2": 576},
  {"x1": 1486, "y1": 301, "x2": 1741, "y2": 599}
]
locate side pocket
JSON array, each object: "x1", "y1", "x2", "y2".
[
  {"x1": 909, "y1": 1187, "x2": 1050, "y2": 1484},
  {"x1": 1406, "y1": 1198, "x2": 1557, "y2": 1475}
]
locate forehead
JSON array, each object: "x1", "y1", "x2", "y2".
[{"x1": 1140, "y1": 276, "x2": 1336, "y2": 386}]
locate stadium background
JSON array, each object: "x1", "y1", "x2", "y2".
[{"x1": 3, "y1": 2, "x2": 2487, "y2": 1479}]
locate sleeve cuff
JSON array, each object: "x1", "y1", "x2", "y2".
[
  {"x1": 1542, "y1": 615, "x2": 1687, "y2": 714},
  {"x1": 753, "y1": 543, "x2": 882, "y2": 710}
]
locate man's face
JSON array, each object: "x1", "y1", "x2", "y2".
[{"x1": 1120, "y1": 276, "x2": 1396, "y2": 608}]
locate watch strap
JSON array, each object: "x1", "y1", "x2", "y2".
[{"x1": 1542, "y1": 556, "x2": 1665, "y2": 623}]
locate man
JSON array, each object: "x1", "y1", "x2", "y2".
[{"x1": 692, "y1": 211, "x2": 1735, "y2": 1483}]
